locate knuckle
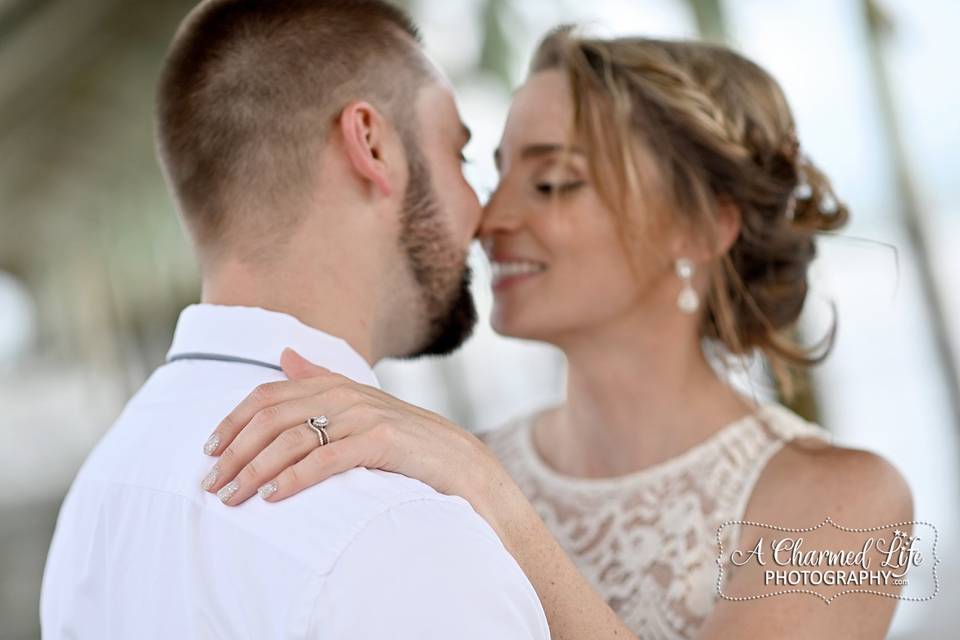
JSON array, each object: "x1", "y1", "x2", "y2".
[
  {"x1": 339, "y1": 403, "x2": 361, "y2": 419},
  {"x1": 325, "y1": 384, "x2": 346, "y2": 401},
  {"x1": 285, "y1": 464, "x2": 301, "y2": 487},
  {"x1": 252, "y1": 382, "x2": 278, "y2": 404},
  {"x1": 279, "y1": 426, "x2": 307, "y2": 451},
  {"x1": 374, "y1": 422, "x2": 397, "y2": 446},
  {"x1": 243, "y1": 458, "x2": 262, "y2": 481},
  {"x1": 251, "y1": 404, "x2": 281, "y2": 428},
  {"x1": 328, "y1": 375, "x2": 350, "y2": 388},
  {"x1": 319, "y1": 443, "x2": 338, "y2": 464},
  {"x1": 218, "y1": 446, "x2": 237, "y2": 465},
  {"x1": 333, "y1": 381, "x2": 357, "y2": 399}
]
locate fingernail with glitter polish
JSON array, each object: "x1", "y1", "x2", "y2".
[
  {"x1": 258, "y1": 481, "x2": 278, "y2": 500},
  {"x1": 217, "y1": 480, "x2": 239, "y2": 503},
  {"x1": 203, "y1": 433, "x2": 220, "y2": 455},
  {"x1": 200, "y1": 465, "x2": 219, "y2": 491}
]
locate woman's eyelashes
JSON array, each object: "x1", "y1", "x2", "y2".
[{"x1": 535, "y1": 180, "x2": 586, "y2": 197}]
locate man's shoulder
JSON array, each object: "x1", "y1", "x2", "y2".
[
  {"x1": 311, "y1": 473, "x2": 551, "y2": 639},
  {"x1": 80, "y1": 374, "x2": 498, "y2": 577},
  {"x1": 214, "y1": 465, "x2": 497, "y2": 575}
]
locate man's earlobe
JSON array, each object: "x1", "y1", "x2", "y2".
[{"x1": 339, "y1": 101, "x2": 393, "y2": 198}]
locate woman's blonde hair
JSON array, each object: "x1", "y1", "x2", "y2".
[{"x1": 531, "y1": 27, "x2": 849, "y2": 401}]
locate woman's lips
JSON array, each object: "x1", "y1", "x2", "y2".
[{"x1": 490, "y1": 259, "x2": 547, "y2": 291}]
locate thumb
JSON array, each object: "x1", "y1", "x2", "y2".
[{"x1": 280, "y1": 347, "x2": 330, "y2": 380}]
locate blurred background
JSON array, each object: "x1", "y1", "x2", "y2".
[{"x1": 1, "y1": 0, "x2": 957, "y2": 637}]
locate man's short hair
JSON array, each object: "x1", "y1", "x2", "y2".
[{"x1": 155, "y1": 0, "x2": 429, "y2": 260}]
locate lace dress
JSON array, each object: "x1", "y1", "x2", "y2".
[{"x1": 483, "y1": 402, "x2": 833, "y2": 640}]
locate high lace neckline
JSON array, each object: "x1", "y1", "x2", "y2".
[
  {"x1": 518, "y1": 401, "x2": 784, "y2": 491},
  {"x1": 486, "y1": 400, "x2": 833, "y2": 639}
]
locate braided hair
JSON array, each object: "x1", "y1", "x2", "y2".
[{"x1": 531, "y1": 26, "x2": 850, "y2": 400}]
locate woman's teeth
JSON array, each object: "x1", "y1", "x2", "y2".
[{"x1": 490, "y1": 260, "x2": 546, "y2": 283}]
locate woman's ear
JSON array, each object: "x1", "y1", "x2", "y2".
[
  {"x1": 667, "y1": 198, "x2": 742, "y2": 263},
  {"x1": 713, "y1": 196, "x2": 742, "y2": 256},
  {"x1": 338, "y1": 100, "x2": 394, "y2": 198}
]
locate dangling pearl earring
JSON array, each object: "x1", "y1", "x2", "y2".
[{"x1": 675, "y1": 257, "x2": 700, "y2": 314}]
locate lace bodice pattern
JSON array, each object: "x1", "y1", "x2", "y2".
[{"x1": 483, "y1": 402, "x2": 833, "y2": 640}]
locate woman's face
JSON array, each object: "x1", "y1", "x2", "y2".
[{"x1": 480, "y1": 69, "x2": 676, "y2": 343}]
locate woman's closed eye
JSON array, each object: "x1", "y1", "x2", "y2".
[{"x1": 535, "y1": 180, "x2": 585, "y2": 196}]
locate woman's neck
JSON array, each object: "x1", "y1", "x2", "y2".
[{"x1": 538, "y1": 318, "x2": 760, "y2": 479}]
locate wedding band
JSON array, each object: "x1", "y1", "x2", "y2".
[{"x1": 306, "y1": 415, "x2": 330, "y2": 447}]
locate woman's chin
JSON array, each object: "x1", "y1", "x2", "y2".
[{"x1": 489, "y1": 306, "x2": 548, "y2": 341}]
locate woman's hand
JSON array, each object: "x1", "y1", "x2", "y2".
[
  {"x1": 200, "y1": 347, "x2": 637, "y2": 640},
  {"x1": 199, "y1": 347, "x2": 515, "y2": 534}
]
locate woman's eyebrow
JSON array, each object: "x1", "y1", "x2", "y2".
[{"x1": 494, "y1": 143, "x2": 584, "y2": 170}]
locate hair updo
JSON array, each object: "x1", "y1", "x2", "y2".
[{"x1": 530, "y1": 27, "x2": 849, "y2": 401}]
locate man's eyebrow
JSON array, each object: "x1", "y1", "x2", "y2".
[{"x1": 494, "y1": 143, "x2": 584, "y2": 170}]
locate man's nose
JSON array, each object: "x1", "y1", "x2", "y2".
[{"x1": 453, "y1": 182, "x2": 480, "y2": 239}]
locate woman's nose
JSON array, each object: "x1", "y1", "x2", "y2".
[{"x1": 478, "y1": 187, "x2": 524, "y2": 238}]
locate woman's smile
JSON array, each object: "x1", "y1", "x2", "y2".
[{"x1": 489, "y1": 257, "x2": 548, "y2": 291}]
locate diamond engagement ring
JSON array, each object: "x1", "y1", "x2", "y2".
[{"x1": 306, "y1": 415, "x2": 330, "y2": 447}]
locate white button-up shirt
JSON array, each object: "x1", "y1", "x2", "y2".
[{"x1": 40, "y1": 304, "x2": 550, "y2": 639}]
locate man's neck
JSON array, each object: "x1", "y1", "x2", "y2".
[{"x1": 201, "y1": 262, "x2": 377, "y2": 365}]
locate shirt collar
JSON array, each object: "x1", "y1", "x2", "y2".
[{"x1": 166, "y1": 304, "x2": 380, "y2": 389}]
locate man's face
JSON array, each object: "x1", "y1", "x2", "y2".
[{"x1": 396, "y1": 81, "x2": 482, "y2": 358}]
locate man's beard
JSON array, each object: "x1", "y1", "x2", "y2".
[{"x1": 396, "y1": 141, "x2": 477, "y2": 358}]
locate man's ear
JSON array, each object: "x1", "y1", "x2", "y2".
[{"x1": 338, "y1": 100, "x2": 395, "y2": 198}]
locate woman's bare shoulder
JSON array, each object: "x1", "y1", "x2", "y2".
[
  {"x1": 708, "y1": 440, "x2": 914, "y2": 638},
  {"x1": 744, "y1": 439, "x2": 913, "y2": 529}
]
